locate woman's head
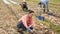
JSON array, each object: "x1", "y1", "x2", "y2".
[{"x1": 28, "y1": 10, "x2": 34, "y2": 17}]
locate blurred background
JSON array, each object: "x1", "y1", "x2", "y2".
[{"x1": 0, "y1": 0, "x2": 60, "y2": 34}]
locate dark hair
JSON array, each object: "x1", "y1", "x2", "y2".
[{"x1": 28, "y1": 10, "x2": 34, "y2": 13}]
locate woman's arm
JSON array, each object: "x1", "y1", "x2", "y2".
[
  {"x1": 29, "y1": 18, "x2": 35, "y2": 27},
  {"x1": 22, "y1": 17, "x2": 28, "y2": 29}
]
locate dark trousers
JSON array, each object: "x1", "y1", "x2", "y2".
[
  {"x1": 38, "y1": 2, "x2": 49, "y2": 13},
  {"x1": 17, "y1": 21, "x2": 33, "y2": 31}
]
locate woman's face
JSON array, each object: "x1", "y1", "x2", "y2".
[{"x1": 28, "y1": 13, "x2": 34, "y2": 17}]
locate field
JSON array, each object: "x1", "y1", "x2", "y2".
[{"x1": 0, "y1": 0, "x2": 60, "y2": 34}]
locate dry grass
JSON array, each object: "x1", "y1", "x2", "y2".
[{"x1": 0, "y1": 0, "x2": 60, "y2": 34}]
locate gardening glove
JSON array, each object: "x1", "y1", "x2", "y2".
[{"x1": 27, "y1": 27, "x2": 31, "y2": 32}]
